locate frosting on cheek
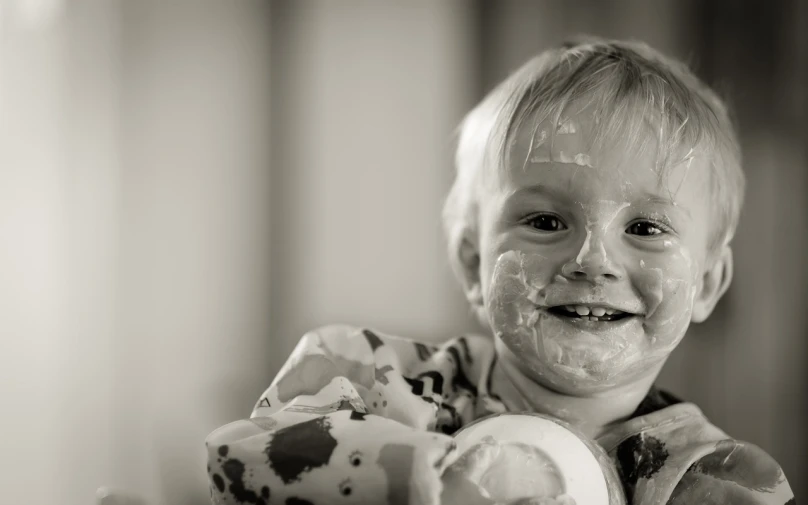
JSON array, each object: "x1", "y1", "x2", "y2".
[
  {"x1": 486, "y1": 250, "x2": 552, "y2": 357},
  {"x1": 636, "y1": 242, "x2": 700, "y2": 352},
  {"x1": 486, "y1": 251, "x2": 640, "y2": 384},
  {"x1": 485, "y1": 242, "x2": 701, "y2": 386}
]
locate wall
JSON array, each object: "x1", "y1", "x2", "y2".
[
  {"x1": 1, "y1": 1, "x2": 273, "y2": 504},
  {"x1": 115, "y1": 2, "x2": 272, "y2": 504},
  {"x1": 267, "y1": 0, "x2": 481, "y2": 376},
  {"x1": 1, "y1": 1, "x2": 121, "y2": 503}
]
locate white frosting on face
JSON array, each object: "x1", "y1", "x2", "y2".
[
  {"x1": 572, "y1": 201, "x2": 630, "y2": 267},
  {"x1": 527, "y1": 120, "x2": 594, "y2": 167},
  {"x1": 477, "y1": 106, "x2": 713, "y2": 394}
]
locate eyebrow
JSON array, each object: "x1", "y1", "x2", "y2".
[
  {"x1": 503, "y1": 184, "x2": 579, "y2": 209},
  {"x1": 506, "y1": 185, "x2": 693, "y2": 218},
  {"x1": 506, "y1": 184, "x2": 564, "y2": 201},
  {"x1": 637, "y1": 192, "x2": 692, "y2": 218}
]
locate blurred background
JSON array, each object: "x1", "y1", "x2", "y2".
[{"x1": 1, "y1": 1, "x2": 805, "y2": 504}]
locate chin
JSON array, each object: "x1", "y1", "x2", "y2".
[
  {"x1": 550, "y1": 367, "x2": 627, "y2": 395},
  {"x1": 529, "y1": 356, "x2": 656, "y2": 396}
]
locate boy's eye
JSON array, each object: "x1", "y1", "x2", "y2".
[
  {"x1": 527, "y1": 214, "x2": 567, "y2": 232},
  {"x1": 626, "y1": 221, "x2": 664, "y2": 236}
]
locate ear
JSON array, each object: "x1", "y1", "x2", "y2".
[
  {"x1": 691, "y1": 245, "x2": 733, "y2": 323},
  {"x1": 454, "y1": 229, "x2": 483, "y2": 311}
]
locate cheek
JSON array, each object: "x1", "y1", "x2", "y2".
[
  {"x1": 635, "y1": 244, "x2": 700, "y2": 347},
  {"x1": 484, "y1": 250, "x2": 554, "y2": 347}
]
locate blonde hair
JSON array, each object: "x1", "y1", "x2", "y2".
[{"x1": 443, "y1": 37, "x2": 744, "y2": 280}]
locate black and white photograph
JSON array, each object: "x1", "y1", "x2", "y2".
[{"x1": 1, "y1": 1, "x2": 806, "y2": 504}]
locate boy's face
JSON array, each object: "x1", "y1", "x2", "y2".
[{"x1": 471, "y1": 110, "x2": 732, "y2": 395}]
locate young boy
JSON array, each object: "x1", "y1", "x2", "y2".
[{"x1": 205, "y1": 38, "x2": 795, "y2": 505}]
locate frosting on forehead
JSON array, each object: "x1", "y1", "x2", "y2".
[
  {"x1": 526, "y1": 116, "x2": 595, "y2": 168},
  {"x1": 519, "y1": 106, "x2": 701, "y2": 175},
  {"x1": 519, "y1": 114, "x2": 710, "y2": 206}
]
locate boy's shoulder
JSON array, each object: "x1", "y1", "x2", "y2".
[{"x1": 600, "y1": 397, "x2": 794, "y2": 505}]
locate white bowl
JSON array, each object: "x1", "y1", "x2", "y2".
[{"x1": 451, "y1": 413, "x2": 616, "y2": 505}]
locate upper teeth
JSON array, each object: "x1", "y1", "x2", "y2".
[{"x1": 565, "y1": 305, "x2": 621, "y2": 316}]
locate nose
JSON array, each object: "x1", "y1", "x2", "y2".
[{"x1": 560, "y1": 230, "x2": 623, "y2": 283}]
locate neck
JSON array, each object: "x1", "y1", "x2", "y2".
[{"x1": 495, "y1": 341, "x2": 661, "y2": 439}]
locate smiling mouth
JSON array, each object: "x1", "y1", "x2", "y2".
[{"x1": 547, "y1": 305, "x2": 635, "y2": 322}]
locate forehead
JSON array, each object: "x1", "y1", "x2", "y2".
[{"x1": 501, "y1": 108, "x2": 711, "y2": 205}]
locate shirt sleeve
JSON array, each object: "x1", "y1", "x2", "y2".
[
  {"x1": 666, "y1": 440, "x2": 795, "y2": 505},
  {"x1": 204, "y1": 324, "x2": 459, "y2": 505}
]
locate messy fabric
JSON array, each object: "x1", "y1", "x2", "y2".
[{"x1": 205, "y1": 325, "x2": 794, "y2": 505}]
